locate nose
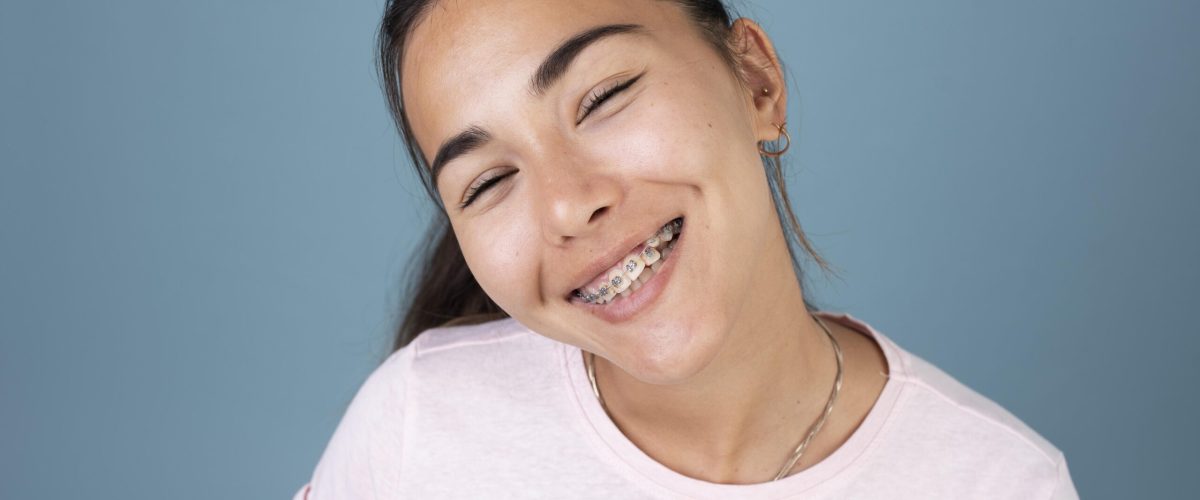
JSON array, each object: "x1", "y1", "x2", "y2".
[{"x1": 535, "y1": 156, "x2": 622, "y2": 246}]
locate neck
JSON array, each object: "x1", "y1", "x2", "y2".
[{"x1": 589, "y1": 232, "x2": 838, "y2": 483}]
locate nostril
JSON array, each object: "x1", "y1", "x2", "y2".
[{"x1": 588, "y1": 206, "x2": 609, "y2": 223}]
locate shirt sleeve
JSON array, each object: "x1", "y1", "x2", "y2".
[
  {"x1": 1048, "y1": 452, "x2": 1081, "y2": 500},
  {"x1": 295, "y1": 343, "x2": 417, "y2": 500}
]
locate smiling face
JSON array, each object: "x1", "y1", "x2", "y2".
[{"x1": 401, "y1": 0, "x2": 794, "y2": 384}]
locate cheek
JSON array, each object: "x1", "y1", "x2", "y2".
[
  {"x1": 592, "y1": 80, "x2": 752, "y2": 184},
  {"x1": 456, "y1": 214, "x2": 539, "y2": 313}
]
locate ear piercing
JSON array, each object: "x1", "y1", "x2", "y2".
[{"x1": 758, "y1": 122, "x2": 791, "y2": 157}]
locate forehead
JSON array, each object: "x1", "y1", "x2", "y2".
[{"x1": 400, "y1": 0, "x2": 695, "y2": 163}]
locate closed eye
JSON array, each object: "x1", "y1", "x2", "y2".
[
  {"x1": 576, "y1": 72, "x2": 644, "y2": 124},
  {"x1": 459, "y1": 169, "x2": 515, "y2": 209}
]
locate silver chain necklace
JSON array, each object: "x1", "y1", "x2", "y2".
[{"x1": 585, "y1": 313, "x2": 844, "y2": 481}]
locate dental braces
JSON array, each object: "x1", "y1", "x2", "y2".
[{"x1": 573, "y1": 219, "x2": 683, "y2": 305}]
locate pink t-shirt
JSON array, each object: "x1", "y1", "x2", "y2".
[{"x1": 294, "y1": 311, "x2": 1079, "y2": 499}]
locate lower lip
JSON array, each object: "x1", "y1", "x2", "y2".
[{"x1": 570, "y1": 226, "x2": 685, "y2": 323}]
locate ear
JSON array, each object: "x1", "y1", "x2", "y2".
[{"x1": 729, "y1": 18, "x2": 787, "y2": 143}]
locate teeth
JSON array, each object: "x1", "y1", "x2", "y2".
[
  {"x1": 641, "y1": 246, "x2": 661, "y2": 266},
  {"x1": 637, "y1": 266, "x2": 655, "y2": 284},
  {"x1": 623, "y1": 255, "x2": 646, "y2": 282},
  {"x1": 658, "y1": 225, "x2": 674, "y2": 242},
  {"x1": 607, "y1": 268, "x2": 632, "y2": 294},
  {"x1": 575, "y1": 219, "x2": 682, "y2": 305},
  {"x1": 596, "y1": 285, "x2": 614, "y2": 304}
]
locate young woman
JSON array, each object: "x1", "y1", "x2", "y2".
[{"x1": 295, "y1": 0, "x2": 1079, "y2": 498}]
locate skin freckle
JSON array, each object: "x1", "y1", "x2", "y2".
[{"x1": 386, "y1": 0, "x2": 850, "y2": 485}]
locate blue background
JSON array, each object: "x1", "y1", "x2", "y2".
[{"x1": 2, "y1": 1, "x2": 1197, "y2": 498}]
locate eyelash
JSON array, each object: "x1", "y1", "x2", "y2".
[
  {"x1": 460, "y1": 170, "x2": 515, "y2": 208},
  {"x1": 459, "y1": 74, "x2": 643, "y2": 210},
  {"x1": 577, "y1": 73, "x2": 643, "y2": 124}
]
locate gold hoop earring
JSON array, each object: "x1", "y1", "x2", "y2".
[{"x1": 758, "y1": 122, "x2": 791, "y2": 157}]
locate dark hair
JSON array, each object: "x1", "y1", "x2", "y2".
[{"x1": 377, "y1": 0, "x2": 833, "y2": 352}]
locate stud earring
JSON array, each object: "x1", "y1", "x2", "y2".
[{"x1": 757, "y1": 122, "x2": 791, "y2": 157}]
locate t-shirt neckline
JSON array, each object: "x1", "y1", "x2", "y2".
[{"x1": 559, "y1": 310, "x2": 907, "y2": 498}]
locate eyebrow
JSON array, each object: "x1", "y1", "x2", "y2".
[
  {"x1": 430, "y1": 125, "x2": 490, "y2": 183},
  {"x1": 429, "y1": 23, "x2": 646, "y2": 182},
  {"x1": 530, "y1": 23, "x2": 644, "y2": 97}
]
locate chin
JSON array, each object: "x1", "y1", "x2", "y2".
[{"x1": 610, "y1": 321, "x2": 727, "y2": 386}]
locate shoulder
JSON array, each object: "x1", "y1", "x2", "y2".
[
  {"x1": 882, "y1": 339, "x2": 1077, "y2": 497},
  {"x1": 328, "y1": 316, "x2": 549, "y2": 435},
  {"x1": 300, "y1": 317, "x2": 551, "y2": 499},
  {"x1": 298, "y1": 333, "x2": 417, "y2": 499},
  {"x1": 410, "y1": 316, "x2": 546, "y2": 358},
  {"x1": 902, "y1": 349, "x2": 1062, "y2": 463},
  {"x1": 405, "y1": 317, "x2": 569, "y2": 414},
  {"x1": 405, "y1": 316, "x2": 559, "y2": 377},
  {"x1": 827, "y1": 311, "x2": 1078, "y2": 497}
]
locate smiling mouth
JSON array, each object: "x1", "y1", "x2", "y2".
[{"x1": 572, "y1": 217, "x2": 683, "y2": 305}]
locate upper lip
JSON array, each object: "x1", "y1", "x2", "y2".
[{"x1": 566, "y1": 217, "x2": 678, "y2": 297}]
